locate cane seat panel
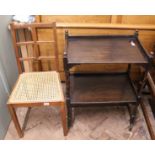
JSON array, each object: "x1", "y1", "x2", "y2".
[{"x1": 8, "y1": 71, "x2": 64, "y2": 104}]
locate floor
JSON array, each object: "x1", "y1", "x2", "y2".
[{"x1": 5, "y1": 105, "x2": 151, "y2": 140}]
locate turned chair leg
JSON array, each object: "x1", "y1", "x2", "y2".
[
  {"x1": 60, "y1": 103, "x2": 68, "y2": 136},
  {"x1": 68, "y1": 107, "x2": 74, "y2": 127},
  {"x1": 129, "y1": 115, "x2": 136, "y2": 131},
  {"x1": 129, "y1": 103, "x2": 139, "y2": 131},
  {"x1": 8, "y1": 104, "x2": 23, "y2": 138},
  {"x1": 66, "y1": 99, "x2": 73, "y2": 128}
]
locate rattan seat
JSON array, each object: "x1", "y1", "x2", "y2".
[{"x1": 9, "y1": 71, "x2": 64, "y2": 104}]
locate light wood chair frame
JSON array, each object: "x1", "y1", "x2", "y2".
[{"x1": 8, "y1": 22, "x2": 68, "y2": 137}]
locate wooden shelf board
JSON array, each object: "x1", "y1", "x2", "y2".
[
  {"x1": 67, "y1": 36, "x2": 148, "y2": 64},
  {"x1": 70, "y1": 74, "x2": 137, "y2": 105}
]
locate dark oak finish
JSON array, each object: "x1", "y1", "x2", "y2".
[
  {"x1": 64, "y1": 31, "x2": 151, "y2": 131},
  {"x1": 70, "y1": 74, "x2": 137, "y2": 105},
  {"x1": 67, "y1": 36, "x2": 148, "y2": 64}
]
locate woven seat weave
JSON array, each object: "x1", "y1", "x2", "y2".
[{"x1": 8, "y1": 71, "x2": 64, "y2": 104}]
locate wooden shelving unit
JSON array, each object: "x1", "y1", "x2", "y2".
[{"x1": 64, "y1": 31, "x2": 151, "y2": 130}]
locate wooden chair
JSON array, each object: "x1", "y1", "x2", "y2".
[{"x1": 7, "y1": 22, "x2": 68, "y2": 137}]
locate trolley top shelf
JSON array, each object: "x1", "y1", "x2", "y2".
[{"x1": 65, "y1": 34, "x2": 149, "y2": 64}]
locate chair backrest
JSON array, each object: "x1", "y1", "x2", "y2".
[{"x1": 10, "y1": 22, "x2": 59, "y2": 73}]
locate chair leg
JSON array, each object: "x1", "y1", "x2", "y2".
[
  {"x1": 8, "y1": 104, "x2": 23, "y2": 138},
  {"x1": 22, "y1": 107, "x2": 31, "y2": 131},
  {"x1": 66, "y1": 99, "x2": 72, "y2": 128},
  {"x1": 60, "y1": 103, "x2": 68, "y2": 136},
  {"x1": 129, "y1": 103, "x2": 139, "y2": 131}
]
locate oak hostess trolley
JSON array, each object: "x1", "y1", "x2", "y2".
[{"x1": 63, "y1": 31, "x2": 152, "y2": 130}]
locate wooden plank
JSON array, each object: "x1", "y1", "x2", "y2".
[
  {"x1": 16, "y1": 40, "x2": 54, "y2": 46},
  {"x1": 24, "y1": 29, "x2": 34, "y2": 71},
  {"x1": 19, "y1": 57, "x2": 36, "y2": 61},
  {"x1": 10, "y1": 24, "x2": 23, "y2": 73},
  {"x1": 12, "y1": 22, "x2": 56, "y2": 29},
  {"x1": 56, "y1": 23, "x2": 155, "y2": 30},
  {"x1": 13, "y1": 22, "x2": 155, "y2": 30},
  {"x1": 35, "y1": 15, "x2": 41, "y2": 22},
  {"x1": 41, "y1": 15, "x2": 111, "y2": 23},
  {"x1": 53, "y1": 22, "x2": 59, "y2": 71},
  {"x1": 111, "y1": 15, "x2": 122, "y2": 23},
  {"x1": 17, "y1": 29, "x2": 30, "y2": 72},
  {"x1": 19, "y1": 56, "x2": 55, "y2": 61},
  {"x1": 147, "y1": 72, "x2": 155, "y2": 96},
  {"x1": 141, "y1": 102, "x2": 155, "y2": 140},
  {"x1": 31, "y1": 27, "x2": 42, "y2": 71},
  {"x1": 121, "y1": 15, "x2": 155, "y2": 25},
  {"x1": 41, "y1": 15, "x2": 155, "y2": 26}
]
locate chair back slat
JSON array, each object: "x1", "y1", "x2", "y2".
[{"x1": 10, "y1": 22, "x2": 59, "y2": 73}]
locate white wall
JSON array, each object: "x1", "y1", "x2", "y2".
[{"x1": 0, "y1": 15, "x2": 18, "y2": 139}]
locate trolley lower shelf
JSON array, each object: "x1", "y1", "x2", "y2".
[{"x1": 70, "y1": 73, "x2": 137, "y2": 106}]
